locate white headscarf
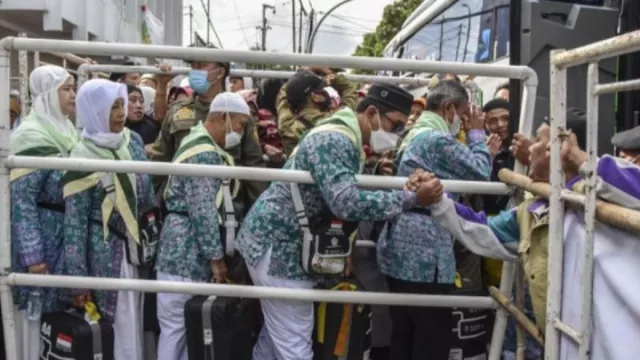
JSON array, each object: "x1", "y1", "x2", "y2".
[
  {"x1": 29, "y1": 65, "x2": 76, "y2": 135},
  {"x1": 139, "y1": 85, "x2": 156, "y2": 116},
  {"x1": 76, "y1": 79, "x2": 128, "y2": 150}
]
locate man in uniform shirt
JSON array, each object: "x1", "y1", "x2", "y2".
[
  {"x1": 150, "y1": 43, "x2": 266, "y2": 217},
  {"x1": 277, "y1": 66, "x2": 358, "y2": 156}
]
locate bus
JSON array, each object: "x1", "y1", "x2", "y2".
[{"x1": 383, "y1": 0, "x2": 616, "y2": 105}]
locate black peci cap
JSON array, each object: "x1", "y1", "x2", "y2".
[
  {"x1": 365, "y1": 83, "x2": 413, "y2": 116},
  {"x1": 285, "y1": 70, "x2": 326, "y2": 111},
  {"x1": 611, "y1": 125, "x2": 640, "y2": 151}
]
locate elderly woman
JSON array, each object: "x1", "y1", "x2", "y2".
[
  {"x1": 9, "y1": 65, "x2": 77, "y2": 360},
  {"x1": 63, "y1": 79, "x2": 156, "y2": 360}
]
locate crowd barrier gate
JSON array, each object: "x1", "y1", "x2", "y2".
[
  {"x1": 0, "y1": 36, "x2": 540, "y2": 360},
  {"x1": 546, "y1": 29, "x2": 640, "y2": 360}
]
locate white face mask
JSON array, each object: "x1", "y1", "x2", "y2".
[
  {"x1": 449, "y1": 110, "x2": 462, "y2": 136},
  {"x1": 370, "y1": 111, "x2": 400, "y2": 154},
  {"x1": 223, "y1": 113, "x2": 243, "y2": 149}
]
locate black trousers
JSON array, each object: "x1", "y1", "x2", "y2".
[{"x1": 387, "y1": 276, "x2": 453, "y2": 360}]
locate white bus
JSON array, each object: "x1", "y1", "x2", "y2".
[{"x1": 383, "y1": 0, "x2": 611, "y2": 105}]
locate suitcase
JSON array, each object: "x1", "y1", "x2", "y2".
[
  {"x1": 448, "y1": 289, "x2": 491, "y2": 360},
  {"x1": 40, "y1": 310, "x2": 114, "y2": 360},
  {"x1": 313, "y1": 282, "x2": 372, "y2": 360},
  {"x1": 184, "y1": 295, "x2": 253, "y2": 360}
]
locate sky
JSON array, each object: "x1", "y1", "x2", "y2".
[{"x1": 182, "y1": 0, "x2": 396, "y2": 55}]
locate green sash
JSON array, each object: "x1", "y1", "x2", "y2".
[{"x1": 62, "y1": 129, "x2": 138, "y2": 244}]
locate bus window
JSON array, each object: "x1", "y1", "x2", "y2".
[{"x1": 400, "y1": 0, "x2": 509, "y2": 64}]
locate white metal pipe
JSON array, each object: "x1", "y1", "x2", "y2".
[
  {"x1": 554, "y1": 319, "x2": 582, "y2": 345},
  {"x1": 545, "y1": 50, "x2": 568, "y2": 360},
  {"x1": 0, "y1": 33, "x2": 18, "y2": 360},
  {"x1": 356, "y1": 240, "x2": 375, "y2": 248},
  {"x1": 4, "y1": 274, "x2": 496, "y2": 309},
  {"x1": 560, "y1": 190, "x2": 586, "y2": 206},
  {"x1": 514, "y1": 79, "x2": 539, "y2": 175},
  {"x1": 3, "y1": 37, "x2": 536, "y2": 79},
  {"x1": 594, "y1": 78, "x2": 640, "y2": 95},
  {"x1": 551, "y1": 29, "x2": 640, "y2": 68},
  {"x1": 577, "y1": 62, "x2": 599, "y2": 360},
  {"x1": 487, "y1": 261, "x2": 517, "y2": 360},
  {"x1": 33, "y1": 51, "x2": 39, "y2": 70},
  {"x1": 77, "y1": 64, "x2": 433, "y2": 86},
  {"x1": 5, "y1": 156, "x2": 512, "y2": 195},
  {"x1": 17, "y1": 33, "x2": 28, "y2": 116}
]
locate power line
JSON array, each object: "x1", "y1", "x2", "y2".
[
  {"x1": 230, "y1": 0, "x2": 252, "y2": 47},
  {"x1": 199, "y1": 0, "x2": 224, "y2": 47}
]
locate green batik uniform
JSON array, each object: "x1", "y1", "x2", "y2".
[{"x1": 151, "y1": 97, "x2": 266, "y2": 217}]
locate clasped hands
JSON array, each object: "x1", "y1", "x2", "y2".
[{"x1": 404, "y1": 169, "x2": 445, "y2": 207}]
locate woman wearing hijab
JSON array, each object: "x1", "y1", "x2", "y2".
[
  {"x1": 125, "y1": 85, "x2": 161, "y2": 145},
  {"x1": 63, "y1": 79, "x2": 156, "y2": 360},
  {"x1": 9, "y1": 65, "x2": 77, "y2": 360}
]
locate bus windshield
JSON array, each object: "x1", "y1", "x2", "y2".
[{"x1": 396, "y1": 0, "x2": 609, "y2": 65}]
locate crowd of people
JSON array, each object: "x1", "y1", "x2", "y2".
[{"x1": 5, "y1": 45, "x2": 640, "y2": 360}]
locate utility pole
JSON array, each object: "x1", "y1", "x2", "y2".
[
  {"x1": 200, "y1": 0, "x2": 223, "y2": 47},
  {"x1": 306, "y1": 9, "x2": 314, "y2": 53},
  {"x1": 206, "y1": 0, "x2": 211, "y2": 43},
  {"x1": 259, "y1": 4, "x2": 276, "y2": 51},
  {"x1": 189, "y1": 5, "x2": 194, "y2": 45},
  {"x1": 291, "y1": 0, "x2": 297, "y2": 53},
  {"x1": 298, "y1": 0, "x2": 307, "y2": 53}
]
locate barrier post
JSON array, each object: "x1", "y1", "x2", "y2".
[
  {"x1": 545, "y1": 48, "x2": 568, "y2": 360},
  {"x1": 0, "y1": 37, "x2": 18, "y2": 360},
  {"x1": 17, "y1": 33, "x2": 29, "y2": 115}
]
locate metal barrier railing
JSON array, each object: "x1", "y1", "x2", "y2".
[
  {"x1": 0, "y1": 36, "x2": 540, "y2": 360},
  {"x1": 546, "y1": 29, "x2": 640, "y2": 360},
  {"x1": 76, "y1": 64, "x2": 434, "y2": 88}
]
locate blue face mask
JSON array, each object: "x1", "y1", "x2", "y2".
[{"x1": 188, "y1": 70, "x2": 211, "y2": 94}]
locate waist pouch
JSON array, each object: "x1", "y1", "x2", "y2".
[
  {"x1": 90, "y1": 204, "x2": 161, "y2": 267},
  {"x1": 290, "y1": 183, "x2": 358, "y2": 276}
]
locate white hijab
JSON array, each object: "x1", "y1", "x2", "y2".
[
  {"x1": 77, "y1": 79, "x2": 128, "y2": 150},
  {"x1": 139, "y1": 85, "x2": 156, "y2": 116},
  {"x1": 29, "y1": 65, "x2": 76, "y2": 135}
]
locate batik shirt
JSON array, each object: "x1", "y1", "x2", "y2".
[
  {"x1": 236, "y1": 130, "x2": 417, "y2": 282},
  {"x1": 377, "y1": 129, "x2": 491, "y2": 284},
  {"x1": 63, "y1": 132, "x2": 155, "y2": 321},
  {"x1": 155, "y1": 151, "x2": 225, "y2": 282},
  {"x1": 11, "y1": 168, "x2": 66, "y2": 312}
]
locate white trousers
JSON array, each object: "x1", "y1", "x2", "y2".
[
  {"x1": 248, "y1": 248, "x2": 315, "y2": 360},
  {"x1": 113, "y1": 252, "x2": 144, "y2": 360},
  {"x1": 13, "y1": 307, "x2": 40, "y2": 360},
  {"x1": 156, "y1": 272, "x2": 192, "y2": 360}
]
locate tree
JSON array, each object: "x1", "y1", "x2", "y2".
[{"x1": 352, "y1": 0, "x2": 423, "y2": 74}]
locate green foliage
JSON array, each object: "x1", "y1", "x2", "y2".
[{"x1": 352, "y1": 0, "x2": 423, "y2": 74}]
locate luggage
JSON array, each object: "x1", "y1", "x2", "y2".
[
  {"x1": 184, "y1": 295, "x2": 253, "y2": 360},
  {"x1": 448, "y1": 244, "x2": 491, "y2": 360},
  {"x1": 40, "y1": 310, "x2": 114, "y2": 360},
  {"x1": 313, "y1": 282, "x2": 372, "y2": 360}
]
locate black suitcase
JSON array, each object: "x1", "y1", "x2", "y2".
[
  {"x1": 40, "y1": 310, "x2": 114, "y2": 360},
  {"x1": 313, "y1": 282, "x2": 372, "y2": 360},
  {"x1": 184, "y1": 295, "x2": 253, "y2": 360}
]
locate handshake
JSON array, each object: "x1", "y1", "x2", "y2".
[{"x1": 404, "y1": 169, "x2": 445, "y2": 207}]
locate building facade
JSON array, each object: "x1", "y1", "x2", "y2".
[{"x1": 0, "y1": 0, "x2": 184, "y2": 88}]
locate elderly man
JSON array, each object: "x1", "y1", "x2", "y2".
[
  {"x1": 155, "y1": 92, "x2": 252, "y2": 360},
  {"x1": 377, "y1": 79, "x2": 493, "y2": 360}
]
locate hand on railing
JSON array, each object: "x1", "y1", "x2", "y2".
[
  {"x1": 155, "y1": 63, "x2": 175, "y2": 85},
  {"x1": 405, "y1": 169, "x2": 444, "y2": 206}
]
